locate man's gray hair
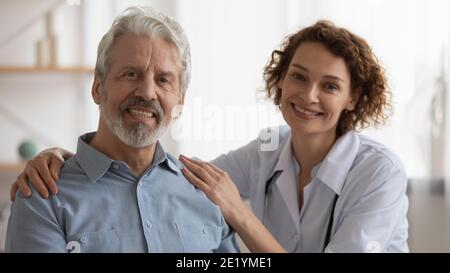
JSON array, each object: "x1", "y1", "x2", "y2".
[{"x1": 95, "y1": 6, "x2": 191, "y2": 95}]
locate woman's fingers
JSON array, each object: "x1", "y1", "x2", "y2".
[
  {"x1": 50, "y1": 148, "x2": 68, "y2": 179},
  {"x1": 179, "y1": 155, "x2": 245, "y2": 221},
  {"x1": 10, "y1": 148, "x2": 67, "y2": 201},
  {"x1": 35, "y1": 157, "x2": 58, "y2": 195},
  {"x1": 48, "y1": 155, "x2": 64, "y2": 194},
  {"x1": 205, "y1": 162, "x2": 227, "y2": 176},
  {"x1": 28, "y1": 168, "x2": 49, "y2": 198},
  {"x1": 16, "y1": 172, "x2": 32, "y2": 198},
  {"x1": 180, "y1": 167, "x2": 210, "y2": 191},
  {"x1": 10, "y1": 182, "x2": 19, "y2": 201},
  {"x1": 179, "y1": 155, "x2": 217, "y2": 182}
]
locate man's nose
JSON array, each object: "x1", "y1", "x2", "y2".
[{"x1": 135, "y1": 77, "x2": 158, "y2": 100}]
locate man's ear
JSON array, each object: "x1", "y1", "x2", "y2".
[
  {"x1": 172, "y1": 92, "x2": 185, "y2": 119},
  {"x1": 92, "y1": 75, "x2": 103, "y2": 105},
  {"x1": 346, "y1": 88, "x2": 361, "y2": 111},
  {"x1": 178, "y1": 92, "x2": 185, "y2": 106}
]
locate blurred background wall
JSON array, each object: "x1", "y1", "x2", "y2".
[{"x1": 0, "y1": 0, "x2": 449, "y2": 252}]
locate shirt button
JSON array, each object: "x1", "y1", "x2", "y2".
[
  {"x1": 146, "y1": 220, "x2": 152, "y2": 228},
  {"x1": 80, "y1": 236, "x2": 87, "y2": 243},
  {"x1": 113, "y1": 164, "x2": 119, "y2": 169},
  {"x1": 138, "y1": 182, "x2": 143, "y2": 187},
  {"x1": 202, "y1": 228, "x2": 208, "y2": 234}
]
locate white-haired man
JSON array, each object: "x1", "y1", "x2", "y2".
[{"x1": 6, "y1": 7, "x2": 238, "y2": 253}]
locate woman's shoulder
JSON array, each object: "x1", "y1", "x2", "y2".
[
  {"x1": 345, "y1": 133, "x2": 407, "y2": 194},
  {"x1": 355, "y1": 133, "x2": 405, "y2": 173},
  {"x1": 336, "y1": 133, "x2": 408, "y2": 215}
]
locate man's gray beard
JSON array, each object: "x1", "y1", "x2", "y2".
[
  {"x1": 101, "y1": 105, "x2": 167, "y2": 148},
  {"x1": 107, "y1": 117, "x2": 167, "y2": 148}
]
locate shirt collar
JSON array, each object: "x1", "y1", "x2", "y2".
[
  {"x1": 75, "y1": 132, "x2": 180, "y2": 183},
  {"x1": 313, "y1": 131, "x2": 360, "y2": 195},
  {"x1": 268, "y1": 131, "x2": 360, "y2": 195},
  {"x1": 271, "y1": 134, "x2": 294, "y2": 176}
]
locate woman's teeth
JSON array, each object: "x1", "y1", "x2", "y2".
[
  {"x1": 294, "y1": 105, "x2": 320, "y2": 116},
  {"x1": 128, "y1": 109, "x2": 155, "y2": 119}
]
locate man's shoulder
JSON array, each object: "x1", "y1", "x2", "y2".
[
  {"x1": 159, "y1": 154, "x2": 227, "y2": 220},
  {"x1": 58, "y1": 156, "x2": 92, "y2": 184},
  {"x1": 165, "y1": 153, "x2": 183, "y2": 170}
]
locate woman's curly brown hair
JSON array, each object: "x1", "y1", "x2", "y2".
[{"x1": 263, "y1": 20, "x2": 391, "y2": 136}]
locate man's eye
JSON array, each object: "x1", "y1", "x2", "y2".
[
  {"x1": 124, "y1": 71, "x2": 138, "y2": 79},
  {"x1": 158, "y1": 77, "x2": 170, "y2": 85}
]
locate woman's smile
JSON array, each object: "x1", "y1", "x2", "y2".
[{"x1": 290, "y1": 102, "x2": 324, "y2": 120}]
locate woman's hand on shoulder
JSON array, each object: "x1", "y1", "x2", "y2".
[{"x1": 10, "y1": 147, "x2": 73, "y2": 201}]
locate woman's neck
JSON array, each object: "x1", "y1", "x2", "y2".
[{"x1": 291, "y1": 129, "x2": 337, "y2": 173}]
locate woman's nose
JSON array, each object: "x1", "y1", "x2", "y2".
[{"x1": 301, "y1": 84, "x2": 320, "y2": 103}]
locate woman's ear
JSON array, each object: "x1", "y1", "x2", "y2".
[
  {"x1": 277, "y1": 77, "x2": 284, "y2": 90},
  {"x1": 346, "y1": 88, "x2": 361, "y2": 111},
  {"x1": 92, "y1": 75, "x2": 103, "y2": 105}
]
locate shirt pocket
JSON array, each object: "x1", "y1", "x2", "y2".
[
  {"x1": 66, "y1": 229, "x2": 120, "y2": 253},
  {"x1": 175, "y1": 222, "x2": 222, "y2": 253}
]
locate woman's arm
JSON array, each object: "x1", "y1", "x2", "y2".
[
  {"x1": 10, "y1": 147, "x2": 74, "y2": 201},
  {"x1": 179, "y1": 155, "x2": 287, "y2": 253}
]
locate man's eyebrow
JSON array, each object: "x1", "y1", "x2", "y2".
[
  {"x1": 158, "y1": 70, "x2": 176, "y2": 78},
  {"x1": 291, "y1": 63, "x2": 344, "y2": 82},
  {"x1": 119, "y1": 65, "x2": 139, "y2": 71}
]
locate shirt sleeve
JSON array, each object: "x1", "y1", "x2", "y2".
[
  {"x1": 5, "y1": 185, "x2": 67, "y2": 253},
  {"x1": 209, "y1": 138, "x2": 259, "y2": 200},
  {"x1": 325, "y1": 160, "x2": 409, "y2": 253}
]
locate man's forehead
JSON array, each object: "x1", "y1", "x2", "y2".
[{"x1": 110, "y1": 34, "x2": 180, "y2": 71}]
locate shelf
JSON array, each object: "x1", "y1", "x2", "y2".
[
  {"x1": 0, "y1": 66, "x2": 94, "y2": 73},
  {"x1": 0, "y1": 163, "x2": 26, "y2": 173}
]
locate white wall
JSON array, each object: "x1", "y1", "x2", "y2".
[
  {"x1": 0, "y1": 0, "x2": 448, "y2": 179},
  {"x1": 174, "y1": 0, "x2": 287, "y2": 161},
  {"x1": 0, "y1": 0, "x2": 179, "y2": 162},
  {"x1": 174, "y1": 0, "x2": 450, "y2": 179},
  {"x1": 0, "y1": 1, "x2": 96, "y2": 163}
]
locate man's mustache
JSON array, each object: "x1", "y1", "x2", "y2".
[{"x1": 119, "y1": 98, "x2": 164, "y2": 122}]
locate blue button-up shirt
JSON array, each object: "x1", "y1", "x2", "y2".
[
  {"x1": 211, "y1": 126, "x2": 409, "y2": 252},
  {"x1": 6, "y1": 132, "x2": 238, "y2": 253}
]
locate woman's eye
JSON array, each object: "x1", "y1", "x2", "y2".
[
  {"x1": 324, "y1": 83, "x2": 339, "y2": 91},
  {"x1": 291, "y1": 73, "x2": 306, "y2": 81}
]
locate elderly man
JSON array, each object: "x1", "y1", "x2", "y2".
[{"x1": 5, "y1": 7, "x2": 238, "y2": 253}]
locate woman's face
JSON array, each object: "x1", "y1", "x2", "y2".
[{"x1": 279, "y1": 41, "x2": 357, "y2": 139}]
